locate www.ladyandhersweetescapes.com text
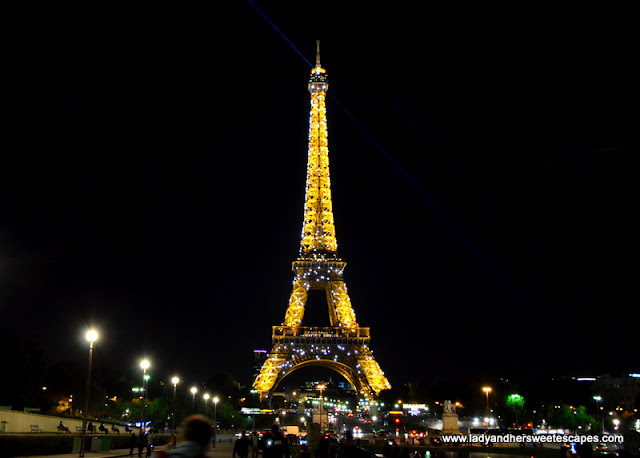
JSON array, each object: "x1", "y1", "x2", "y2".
[{"x1": 441, "y1": 433, "x2": 623, "y2": 445}]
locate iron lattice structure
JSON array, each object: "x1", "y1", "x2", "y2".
[{"x1": 253, "y1": 42, "x2": 391, "y2": 401}]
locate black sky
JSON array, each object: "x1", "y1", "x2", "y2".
[{"x1": 1, "y1": 5, "x2": 637, "y2": 389}]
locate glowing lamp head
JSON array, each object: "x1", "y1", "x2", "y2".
[
  {"x1": 140, "y1": 359, "x2": 150, "y2": 371},
  {"x1": 85, "y1": 330, "x2": 98, "y2": 342},
  {"x1": 172, "y1": 377, "x2": 180, "y2": 385},
  {"x1": 191, "y1": 387, "x2": 198, "y2": 395}
]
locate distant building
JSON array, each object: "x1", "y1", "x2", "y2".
[
  {"x1": 551, "y1": 374, "x2": 640, "y2": 411},
  {"x1": 593, "y1": 375, "x2": 640, "y2": 410},
  {"x1": 253, "y1": 350, "x2": 268, "y2": 379}
]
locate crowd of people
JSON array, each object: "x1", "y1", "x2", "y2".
[
  {"x1": 233, "y1": 425, "x2": 371, "y2": 458},
  {"x1": 137, "y1": 418, "x2": 367, "y2": 458}
]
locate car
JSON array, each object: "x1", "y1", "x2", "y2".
[{"x1": 594, "y1": 442, "x2": 622, "y2": 453}]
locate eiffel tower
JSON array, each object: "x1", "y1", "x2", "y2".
[{"x1": 253, "y1": 42, "x2": 391, "y2": 401}]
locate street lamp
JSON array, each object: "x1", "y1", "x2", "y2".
[
  {"x1": 317, "y1": 384, "x2": 326, "y2": 430},
  {"x1": 171, "y1": 377, "x2": 180, "y2": 431},
  {"x1": 140, "y1": 359, "x2": 150, "y2": 433},
  {"x1": 191, "y1": 387, "x2": 198, "y2": 413},
  {"x1": 204, "y1": 393, "x2": 210, "y2": 413},
  {"x1": 79, "y1": 329, "x2": 98, "y2": 457},
  {"x1": 213, "y1": 396, "x2": 219, "y2": 432},
  {"x1": 594, "y1": 396, "x2": 605, "y2": 432},
  {"x1": 482, "y1": 387, "x2": 492, "y2": 411}
]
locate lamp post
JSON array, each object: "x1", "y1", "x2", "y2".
[
  {"x1": 171, "y1": 377, "x2": 180, "y2": 431},
  {"x1": 140, "y1": 359, "x2": 150, "y2": 433},
  {"x1": 482, "y1": 387, "x2": 492, "y2": 411},
  {"x1": 594, "y1": 396, "x2": 605, "y2": 432},
  {"x1": 317, "y1": 384, "x2": 326, "y2": 430},
  {"x1": 191, "y1": 387, "x2": 198, "y2": 413},
  {"x1": 79, "y1": 329, "x2": 98, "y2": 457},
  {"x1": 213, "y1": 396, "x2": 219, "y2": 431},
  {"x1": 204, "y1": 393, "x2": 210, "y2": 414}
]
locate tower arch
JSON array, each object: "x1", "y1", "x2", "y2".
[{"x1": 269, "y1": 359, "x2": 368, "y2": 398}]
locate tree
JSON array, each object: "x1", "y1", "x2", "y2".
[
  {"x1": 217, "y1": 402, "x2": 237, "y2": 429},
  {"x1": 147, "y1": 397, "x2": 171, "y2": 429},
  {"x1": 546, "y1": 403, "x2": 598, "y2": 431},
  {"x1": 506, "y1": 394, "x2": 525, "y2": 427},
  {"x1": 103, "y1": 397, "x2": 133, "y2": 422}
]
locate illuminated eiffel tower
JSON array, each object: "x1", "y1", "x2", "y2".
[{"x1": 253, "y1": 42, "x2": 391, "y2": 401}]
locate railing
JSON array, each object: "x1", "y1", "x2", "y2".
[{"x1": 272, "y1": 326, "x2": 370, "y2": 345}]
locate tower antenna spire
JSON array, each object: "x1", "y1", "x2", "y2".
[{"x1": 316, "y1": 39, "x2": 321, "y2": 68}]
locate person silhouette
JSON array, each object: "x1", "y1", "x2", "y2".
[
  {"x1": 165, "y1": 415, "x2": 213, "y2": 456},
  {"x1": 129, "y1": 432, "x2": 137, "y2": 456}
]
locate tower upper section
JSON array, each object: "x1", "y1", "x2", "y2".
[
  {"x1": 299, "y1": 41, "x2": 337, "y2": 257},
  {"x1": 308, "y1": 40, "x2": 328, "y2": 93}
]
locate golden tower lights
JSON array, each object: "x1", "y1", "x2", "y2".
[{"x1": 253, "y1": 41, "x2": 391, "y2": 402}]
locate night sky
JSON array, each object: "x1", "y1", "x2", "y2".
[{"x1": 1, "y1": 6, "x2": 636, "y2": 390}]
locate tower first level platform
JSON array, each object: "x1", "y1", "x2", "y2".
[{"x1": 253, "y1": 259, "x2": 391, "y2": 400}]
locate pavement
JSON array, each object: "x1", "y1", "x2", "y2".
[{"x1": 21, "y1": 440, "x2": 235, "y2": 458}]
